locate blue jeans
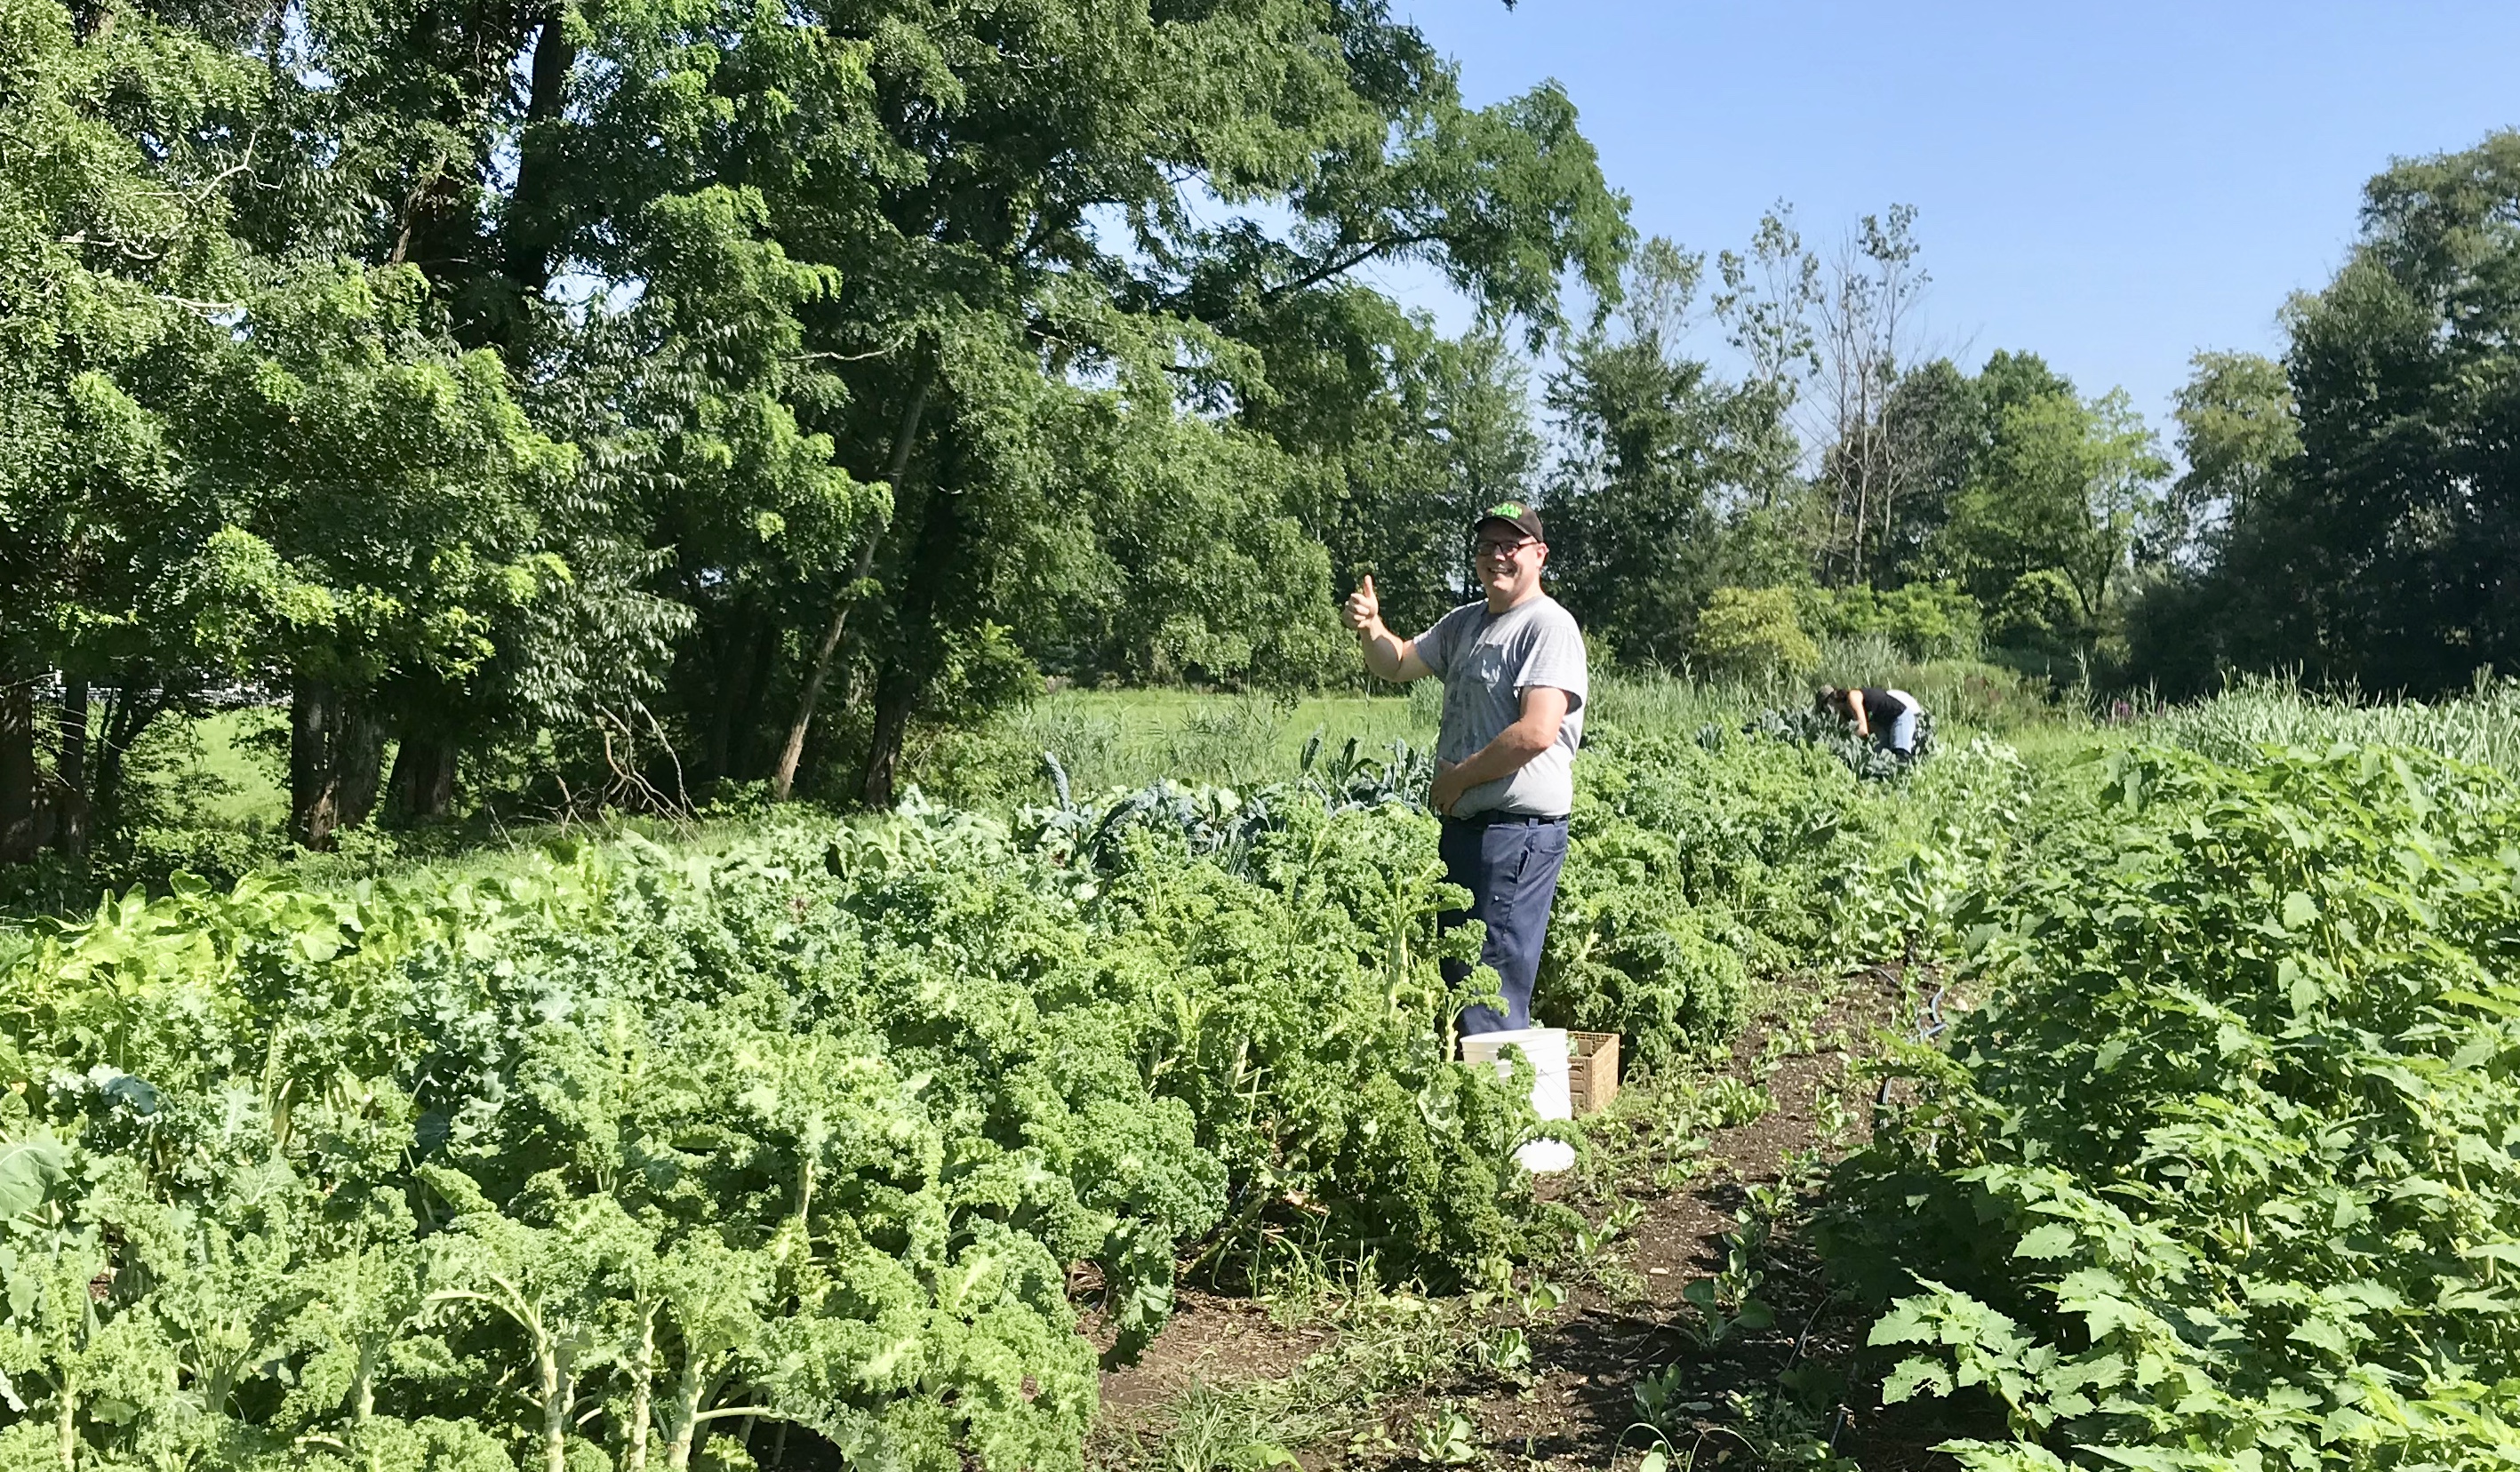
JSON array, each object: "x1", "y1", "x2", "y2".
[
  {"x1": 1885, "y1": 708, "x2": 1918, "y2": 755},
  {"x1": 1438, "y1": 814, "x2": 1571, "y2": 1035}
]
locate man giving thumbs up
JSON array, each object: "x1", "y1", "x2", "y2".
[{"x1": 1339, "y1": 501, "x2": 1588, "y2": 1036}]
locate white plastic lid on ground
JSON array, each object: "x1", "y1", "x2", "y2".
[{"x1": 1459, "y1": 1027, "x2": 1577, "y2": 1173}]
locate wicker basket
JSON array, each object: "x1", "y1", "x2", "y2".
[{"x1": 1567, "y1": 1030, "x2": 1620, "y2": 1116}]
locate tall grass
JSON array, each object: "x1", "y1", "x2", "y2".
[
  {"x1": 2142, "y1": 674, "x2": 2520, "y2": 772},
  {"x1": 1585, "y1": 669, "x2": 1776, "y2": 736},
  {"x1": 1596, "y1": 649, "x2": 2055, "y2": 740}
]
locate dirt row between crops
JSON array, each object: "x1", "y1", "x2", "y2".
[{"x1": 1087, "y1": 965, "x2": 1970, "y2": 1471}]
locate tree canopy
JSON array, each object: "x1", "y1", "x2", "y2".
[
  {"x1": 2132, "y1": 130, "x2": 2520, "y2": 696},
  {"x1": 0, "y1": 0, "x2": 1632, "y2": 853}
]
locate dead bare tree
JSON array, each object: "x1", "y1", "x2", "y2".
[
  {"x1": 1713, "y1": 208, "x2": 1821, "y2": 514},
  {"x1": 1807, "y1": 207, "x2": 1928, "y2": 584},
  {"x1": 570, "y1": 698, "x2": 697, "y2": 828}
]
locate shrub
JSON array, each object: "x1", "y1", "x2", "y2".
[
  {"x1": 1987, "y1": 568, "x2": 2088, "y2": 657},
  {"x1": 1801, "y1": 580, "x2": 1984, "y2": 660},
  {"x1": 1692, "y1": 587, "x2": 1820, "y2": 680}
]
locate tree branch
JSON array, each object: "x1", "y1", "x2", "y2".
[{"x1": 1257, "y1": 230, "x2": 1444, "y2": 304}]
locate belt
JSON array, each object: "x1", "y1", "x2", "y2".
[{"x1": 1440, "y1": 811, "x2": 1569, "y2": 828}]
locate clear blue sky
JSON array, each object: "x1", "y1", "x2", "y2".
[{"x1": 1377, "y1": 0, "x2": 2520, "y2": 444}]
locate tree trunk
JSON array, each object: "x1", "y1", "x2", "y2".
[
  {"x1": 858, "y1": 670, "x2": 916, "y2": 810},
  {"x1": 290, "y1": 680, "x2": 382, "y2": 847},
  {"x1": 90, "y1": 684, "x2": 161, "y2": 839},
  {"x1": 339, "y1": 705, "x2": 386, "y2": 828},
  {"x1": 699, "y1": 611, "x2": 748, "y2": 784},
  {"x1": 493, "y1": 4, "x2": 575, "y2": 368},
  {"x1": 852, "y1": 405, "x2": 971, "y2": 812},
  {"x1": 387, "y1": 735, "x2": 459, "y2": 820},
  {"x1": 0, "y1": 678, "x2": 36, "y2": 865},
  {"x1": 732, "y1": 621, "x2": 779, "y2": 778},
  {"x1": 506, "y1": 10, "x2": 573, "y2": 301},
  {"x1": 770, "y1": 357, "x2": 934, "y2": 802},
  {"x1": 52, "y1": 676, "x2": 89, "y2": 859},
  {"x1": 1851, "y1": 436, "x2": 1874, "y2": 586},
  {"x1": 771, "y1": 601, "x2": 857, "y2": 803},
  {"x1": 1822, "y1": 475, "x2": 1848, "y2": 586},
  {"x1": 699, "y1": 609, "x2": 780, "y2": 784},
  {"x1": 291, "y1": 677, "x2": 343, "y2": 851}
]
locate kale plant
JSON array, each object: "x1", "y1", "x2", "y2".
[{"x1": 0, "y1": 798, "x2": 1552, "y2": 1470}]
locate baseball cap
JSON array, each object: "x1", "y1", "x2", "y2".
[{"x1": 1473, "y1": 500, "x2": 1544, "y2": 543}]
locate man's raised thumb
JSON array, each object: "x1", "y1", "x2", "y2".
[{"x1": 1360, "y1": 574, "x2": 1375, "y2": 598}]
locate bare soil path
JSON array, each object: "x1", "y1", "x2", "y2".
[{"x1": 1090, "y1": 967, "x2": 1970, "y2": 1470}]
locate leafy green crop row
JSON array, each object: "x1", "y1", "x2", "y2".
[
  {"x1": 1830, "y1": 744, "x2": 2520, "y2": 1468},
  {"x1": 1542, "y1": 724, "x2": 1882, "y2": 1067},
  {"x1": 0, "y1": 786, "x2": 1561, "y2": 1471}
]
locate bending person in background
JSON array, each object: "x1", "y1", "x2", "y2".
[
  {"x1": 1340, "y1": 500, "x2": 1588, "y2": 1038},
  {"x1": 1817, "y1": 684, "x2": 1925, "y2": 758}
]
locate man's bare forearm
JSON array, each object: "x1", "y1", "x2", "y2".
[
  {"x1": 1357, "y1": 623, "x2": 1407, "y2": 681},
  {"x1": 1446, "y1": 716, "x2": 1555, "y2": 788}
]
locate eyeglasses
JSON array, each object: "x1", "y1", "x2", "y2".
[{"x1": 1474, "y1": 538, "x2": 1535, "y2": 560}]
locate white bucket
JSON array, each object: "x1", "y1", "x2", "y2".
[{"x1": 1460, "y1": 1028, "x2": 1577, "y2": 1173}]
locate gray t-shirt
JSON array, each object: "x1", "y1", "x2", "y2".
[{"x1": 1413, "y1": 594, "x2": 1588, "y2": 818}]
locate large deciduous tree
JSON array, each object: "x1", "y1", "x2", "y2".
[
  {"x1": 2250, "y1": 132, "x2": 2520, "y2": 690},
  {"x1": 2132, "y1": 132, "x2": 2520, "y2": 695},
  {"x1": 1940, "y1": 382, "x2": 2169, "y2": 624},
  {"x1": 163, "y1": 266, "x2": 591, "y2": 846},
  {"x1": 1807, "y1": 206, "x2": 1931, "y2": 586},
  {"x1": 0, "y1": 0, "x2": 257, "y2": 859},
  {"x1": 1869, "y1": 358, "x2": 1981, "y2": 584},
  {"x1": 2165, "y1": 350, "x2": 2299, "y2": 557},
  {"x1": 4, "y1": 0, "x2": 1630, "y2": 857},
  {"x1": 636, "y1": 0, "x2": 1633, "y2": 804},
  {"x1": 1920, "y1": 351, "x2": 2167, "y2": 660}
]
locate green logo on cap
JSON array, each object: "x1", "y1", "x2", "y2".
[{"x1": 1486, "y1": 501, "x2": 1527, "y2": 519}]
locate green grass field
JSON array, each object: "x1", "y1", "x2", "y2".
[{"x1": 188, "y1": 708, "x2": 290, "y2": 826}]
